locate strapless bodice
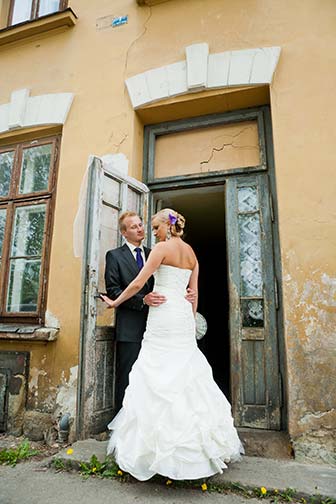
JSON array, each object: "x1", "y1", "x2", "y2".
[{"x1": 154, "y1": 264, "x2": 192, "y2": 295}]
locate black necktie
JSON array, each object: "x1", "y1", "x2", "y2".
[{"x1": 134, "y1": 247, "x2": 144, "y2": 270}]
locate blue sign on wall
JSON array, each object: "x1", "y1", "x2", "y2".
[{"x1": 112, "y1": 16, "x2": 128, "y2": 27}]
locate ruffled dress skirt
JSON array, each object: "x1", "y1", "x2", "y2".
[{"x1": 107, "y1": 265, "x2": 244, "y2": 481}]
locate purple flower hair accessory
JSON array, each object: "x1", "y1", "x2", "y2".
[{"x1": 168, "y1": 213, "x2": 177, "y2": 225}]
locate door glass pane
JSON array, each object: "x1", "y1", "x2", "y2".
[
  {"x1": 238, "y1": 186, "x2": 259, "y2": 212},
  {"x1": 6, "y1": 258, "x2": 41, "y2": 312},
  {"x1": 238, "y1": 213, "x2": 262, "y2": 296},
  {"x1": 19, "y1": 144, "x2": 52, "y2": 194},
  {"x1": 11, "y1": 204, "x2": 46, "y2": 257},
  {"x1": 11, "y1": 0, "x2": 33, "y2": 24},
  {"x1": 241, "y1": 299, "x2": 264, "y2": 327},
  {"x1": 38, "y1": 0, "x2": 60, "y2": 16},
  {"x1": 0, "y1": 209, "x2": 6, "y2": 258},
  {"x1": 0, "y1": 152, "x2": 14, "y2": 197},
  {"x1": 127, "y1": 188, "x2": 140, "y2": 213},
  {"x1": 102, "y1": 176, "x2": 120, "y2": 207}
]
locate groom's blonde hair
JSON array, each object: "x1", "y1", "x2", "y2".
[{"x1": 119, "y1": 211, "x2": 140, "y2": 231}]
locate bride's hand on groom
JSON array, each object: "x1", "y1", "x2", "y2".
[{"x1": 185, "y1": 288, "x2": 196, "y2": 304}]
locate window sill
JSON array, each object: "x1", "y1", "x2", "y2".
[
  {"x1": 0, "y1": 8, "x2": 77, "y2": 48},
  {"x1": 0, "y1": 324, "x2": 59, "y2": 341}
]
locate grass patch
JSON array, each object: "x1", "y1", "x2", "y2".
[
  {"x1": 0, "y1": 439, "x2": 39, "y2": 467},
  {"x1": 79, "y1": 455, "x2": 130, "y2": 480}
]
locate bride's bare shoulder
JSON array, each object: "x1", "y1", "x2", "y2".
[{"x1": 151, "y1": 241, "x2": 168, "y2": 252}]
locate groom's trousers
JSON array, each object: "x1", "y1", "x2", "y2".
[{"x1": 115, "y1": 341, "x2": 142, "y2": 413}]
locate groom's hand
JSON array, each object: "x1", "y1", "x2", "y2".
[
  {"x1": 185, "y1": 288, "x2": 196, "y2": 304},
  {"x1": 144, "y1": 292, "x2": 167, "y2": 307}
]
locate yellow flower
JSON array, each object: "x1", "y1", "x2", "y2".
[
  {"x1": 201, "y1": 483, "x2": 208, "y2": 492},
  {"x1": 261, "y1": 487, "x2": 267, "y2": 495},
  {"x1": 92, "y1": 467, "x2": 97, "y2": 472},
  {"x1": 66, "y1": 448, "x2": 74, "y2": 455},
  {"x1": 117, "y1": 470, "x2": 123, "y2": 476},
  {"x1": 274, "y1": 489, "x2": 278, "y2": 494},
  {"x1": 166, "y1": 479, "x2": 172, "y2": 485}
]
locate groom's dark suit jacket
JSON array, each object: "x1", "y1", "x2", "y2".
[{"x1": 105, "y1": 244, "x2": 154, "y2": 343}]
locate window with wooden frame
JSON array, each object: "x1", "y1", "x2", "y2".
[
  {"x1": 8, "y1": 0, "x2": 68, "y2": 26},
  {"x1": 0, "y1": 136, "x2": 60, "y2": 324}
]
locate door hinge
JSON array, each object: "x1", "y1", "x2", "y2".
[
  {"x1": 279, "y1": 372, "x2": 283, "y2": 407},
  {"x1": 83, "y1": 265, "x2": 90, "y2": 316},
  {"x1": 269, "y1": 194, "x2": 274, "y2": 222},
  {"x1": 274, "y1": 277, "x2": 279, "y2": 310}
]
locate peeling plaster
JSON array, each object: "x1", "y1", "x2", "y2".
[
  {"x1": 29, "y1": 367, "x2": 48, "y2": 395},
  {"x1": 45, "y1": 310, "x2": 61, "y2": 329},
  {"x1": 299, "y1": 408, "x2": 336, "y2": 426},
  {"x1": 283, "y1": 257, "x2": 336, "y2": 463},
  {"x1": 55, "y1": 365, "x2": 78, "y2": 419}
]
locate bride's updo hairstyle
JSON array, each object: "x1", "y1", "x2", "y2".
[{"x1": 152, "y1": 208, "x2": 185, "y2": 237}]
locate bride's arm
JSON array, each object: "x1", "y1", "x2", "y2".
[
  {"x1": 101, "y1": 243, "x2": 166, "y2": 308},
  {"x1": 188, "y1": 261, "x2": 199, "y2": 315}
]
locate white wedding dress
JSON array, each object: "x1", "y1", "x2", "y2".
[{"x1": 107, "y1": 264, "x2": 244, "y2": 481}]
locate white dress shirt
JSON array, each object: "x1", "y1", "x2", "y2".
[{"x1": 125, "y1": 240, "x2": 146, "y2": 265}]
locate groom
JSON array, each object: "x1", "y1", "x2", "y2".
[{"x1": 105, "y1": 211, "x2": 167, "y2": 412}]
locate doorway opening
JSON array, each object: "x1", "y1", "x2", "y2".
[{"x1": 152, "y1": 185, "x2": 231, "y2": 399}]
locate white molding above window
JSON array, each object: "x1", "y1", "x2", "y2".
[
  {"x1": 0, "y1": 88, "x2": 74, "y2": 134},
  {"x1": 125, "y1": 43, "x2": 281, "y2": 109}
]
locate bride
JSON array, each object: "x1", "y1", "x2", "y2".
[{"x1": 101, "y1": 208, "x2": 244, "y2": 481}]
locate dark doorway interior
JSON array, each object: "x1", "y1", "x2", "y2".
[{"x1": 152, "y1": 185, "x2": 231, "y2": 399}]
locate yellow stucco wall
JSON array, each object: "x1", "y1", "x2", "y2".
[{"x1": 0, "y1": 0, "x2": 335, "y2": 460}]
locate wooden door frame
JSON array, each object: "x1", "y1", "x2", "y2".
[{"x1": 143, "y1": 106, "x2": 287, "y2": 430}]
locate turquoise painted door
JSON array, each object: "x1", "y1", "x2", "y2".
[{"x1": 226, "y1": 173, "x2": 281, "y2": 429}]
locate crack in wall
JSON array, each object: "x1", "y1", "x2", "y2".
[
  {"x1": 112, "y1": 133, "x2": 128, "y2": 153},
  {"x1": 199, "y1": 126, "x2": 259, "y2": 170},
  {"x1": 124, "y1": 6, "x2": 153, "y2": 79}
]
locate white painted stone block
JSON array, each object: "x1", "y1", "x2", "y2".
[
  {"x1": 167, "y1": 61, "x2": 187, "y2": 96},
  {"x1": 185, "y1": 43, "x2": 209, "y2": 89},
  {"x1": 36, "y1": 95, "x2": 54, "y2": 125},
  {"x1": 23, "y1": 93, "x2": 74, "y2": 128},
  {"x1": 268, "y1": 46, "x2": 281, "y2": 83},
  {"x1": 145, "y1": 66, "x2": 169, "y2": 102},
  {"x1": 125, "y1": 72, "x2": 151, "y2": 108},
  {"x1": 250, "y1": 47, "x2": 281, "y2": 84},
  {"x1": 25, "y1": 94, "x2": 52, "y2": 127},
  {"x1": 24, "y1": 96, "x2": 40, "y2": 126},
  {"x1": 0, "y1": 104, "x2": 9, "y2": 134},
  {"x1": 207, "y1": 52, "x2": 231, "y2": 88},
  {"x1": 46, "y1": 93, "x2": 74, "y2": 124},
  {"x1": 9, "y1": 88, "x2": 29, "y2": 129},
  {"x1": 228, "y1": 48, "x2": 256, "y2": 86}
]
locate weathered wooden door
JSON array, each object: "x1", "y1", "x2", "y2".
[
  {"x1": 226, "y1": 173, "x2": 281, "y2": 429},
  {"x1": 77, "y1": 155, "x2": 149, "y2": 438}
]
